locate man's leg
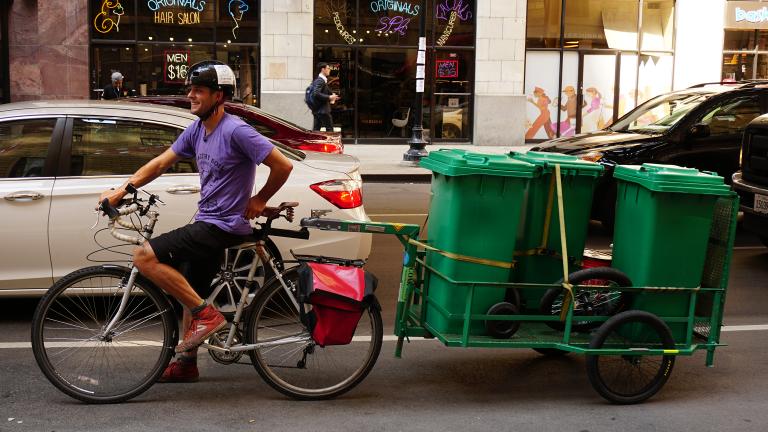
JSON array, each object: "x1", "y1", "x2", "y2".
[
  {"x1": 135, "y1": 235, "x2": 226, "y2": 353},
  {"x1": 321, "y1": 113, "x2": 333, "y2": 131},
  {"x1": 312, "y1": 113, "x2": 321, "y2": 131}
]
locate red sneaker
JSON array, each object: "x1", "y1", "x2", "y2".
[
  {"x1": 157, "y1": 360, "x2": 199, "y2": 383},
  {"x1": 175, "y1": 304, "x2": 226, "y2": 353}
]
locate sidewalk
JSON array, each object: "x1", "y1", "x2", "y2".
[{"x1": 344, "y1": 143, "x2": 538, "y2": 180}]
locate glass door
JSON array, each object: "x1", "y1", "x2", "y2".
[{"x1": 579, "y1": 53, "x2": 618, "y2": 134}]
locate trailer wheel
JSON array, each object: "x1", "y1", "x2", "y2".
[{"x1": 586, "y1": 310, "x2": 676, "y2": 404}]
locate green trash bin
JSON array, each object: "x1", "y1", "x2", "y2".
[
  {"x1": 509, "y1": 151, "x2": 604, "y2": 311},
  {"x1": 420, "y1": 150, "x2": 539, "y2": 335},
  {"x1": 611, "y1": 163, "x2": 733, "y2": 341}
]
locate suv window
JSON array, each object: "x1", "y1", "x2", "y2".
[
  {"x1": 698, "y1": 95, "x2": 762, "y2": 136},
  {"x1": 0, "y1": 118, "x2": 57, "y2": 178},
  {"x1": 70, "y1": 118, "x2": 196, "y2": 176}
]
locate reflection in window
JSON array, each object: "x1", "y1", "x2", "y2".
[
  {"x1": 526, "y1": 0, "x2": 563, "y2": 48},
  {"x1": 70, "y1": 119, "x2": 194, "y2": 176},
  {"x1": 723, "y1": 53, "x2": 755, "y2": 81},
  {"x1": 357, "y1": 49, "x2": 416, "y2": 138},
  {"x1": 135, "y1": 44, "x2": 213, "y2": 96},
  {"x1": 217, "y1": 45, "x2": 259, "y2": 105},
  {"x1": 564, "y1": 0, "x2": 639, "y2": 50},
  {"x1": 699, "y1": 96, "x2": 761, "y2": 136},
  {"x1": 0, "y1": 119, "x2": 56, "y2": 178}
]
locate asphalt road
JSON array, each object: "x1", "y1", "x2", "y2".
[{"x1": 0, "y1": 182, "x2": 767, "y2": 432}]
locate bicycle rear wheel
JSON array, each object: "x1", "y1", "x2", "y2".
[
  {"x1": 31, "y1": 266, "x2": 177, "y2": 403},
  {"x1": 245, "y1": 267, "x2": 383, "y2": 400}
]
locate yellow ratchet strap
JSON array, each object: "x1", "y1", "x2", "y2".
[
  {"x1": 514, "y1": 173, "x2": 557, "y2": 257},
  {"x1": 408, "y1": 238, "x2": 515, "y2": 269},
  {"x1": 554, "y1": 164, "x2": 574, "y2": 322}
]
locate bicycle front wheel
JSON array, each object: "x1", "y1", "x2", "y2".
[
  {"x1": 245, "y1": 267, "x2": 383, "y2": 400},
  {"x1": 31, "y1": 266, "x2": 177, "y2": 403}
]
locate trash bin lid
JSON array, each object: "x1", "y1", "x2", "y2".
[
  {"x1": 510, "y1": 151, "x2": 604, "y2": 176},
  {"x1": 420, "y1": 149, "x2": 538, "y2": 178},
  {"x1": 613, "y1": 163, "x2": 732, "y2": 195}
]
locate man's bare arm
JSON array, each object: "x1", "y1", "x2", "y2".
[
  {"x1": 99, "y1": 148, "x2": 182, "y2": 206},
  {"x1": 244, "y1": 148, "x2": 293, "y2": 219}
]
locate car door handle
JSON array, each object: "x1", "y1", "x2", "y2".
[
  {"x1": 4, "y1": 191, "x2": 44, "y2": 201},
  {"x1": 166, "y1": 185, "x2": 201, "y2": 195}
]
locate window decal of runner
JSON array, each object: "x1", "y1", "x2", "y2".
[{"x1": 94, "y1": 0, "x2": 125, "y2": 34}]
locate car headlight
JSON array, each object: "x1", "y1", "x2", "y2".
[{"x1": 579, "y1": 151, "x2": 603, "y2": 162}]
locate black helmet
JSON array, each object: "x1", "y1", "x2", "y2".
[{"x1": 186, "y1": 60, "x2": 236, "y2": 98}]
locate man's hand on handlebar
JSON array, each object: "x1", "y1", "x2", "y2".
[{"x1": 98, "y1": 188, "x2": 128, "y2": 210}]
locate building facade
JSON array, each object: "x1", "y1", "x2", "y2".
[{"x1": 0, "y1": 1, "x2": 736, "y2": 145}]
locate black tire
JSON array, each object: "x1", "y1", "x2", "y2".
[
  {"x1": 532, "y1": 348, "x2": 570, "y2": 356},
  {"x1": 209, "y1": 239, "x2": 282, "y2": 318},
  {"x1": 31, "y1": 266, "x2": 177, "y2": 403},
  {"x1": 540, "y1": 267, "x2": 632, "y2": 332},
  {"x1": 485, "y1": 302, "x2": 521, "y2": 339},
  {"x1": 586, "y1": 310, "x2": 676, "y2": 405},
  {"x1": 245, "y1": 267, "x2": 383, "y2": 400}
]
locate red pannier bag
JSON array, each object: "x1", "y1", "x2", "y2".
[{"x1": 298, "y1": 261, "x2": 377, "y2": 347}]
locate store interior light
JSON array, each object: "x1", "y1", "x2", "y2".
[
  {"x1": 227, "y1": 40, "x2": 232, "y2": 44},
  {"x1": 352, "y1": 30, "x2": 356, "y2": 33},
  {"x1": 188, "y1": 38, "x2": 192, "y2": 42},
  {"x1": 325, "y1": 29, "x2": 329, "y2": 33},
  {"x1": 169, "y1": 37, "x2": 174, "y2": 41},
  {"x1": 223, "y1": 44, "x2": 228, "y2": 47}
]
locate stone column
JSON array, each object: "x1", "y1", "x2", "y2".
[
  {"x1": 473, "y1": 0, "x2": 526, "y2": 146},
  {"x1": 260, "y1": 0, "x2": 314, "y2": 129},
  {"x1": 8, "y1": 0, "x2": 89, "y2": 101}
]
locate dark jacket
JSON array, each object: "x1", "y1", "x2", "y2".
[
  {"x1": 311, "y1": 76, "x2": 333, "y2": 115},
  {"x1": 102, "y1": 84, "x2": 123, "y2": 100}
]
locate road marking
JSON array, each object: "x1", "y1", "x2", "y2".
[{"x1": 2, "y1": 325, "x2": 767, "y2": 349}]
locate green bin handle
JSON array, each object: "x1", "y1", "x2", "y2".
[{"x1": 463, "y1": 154, "x2": 489, "y2": 166}]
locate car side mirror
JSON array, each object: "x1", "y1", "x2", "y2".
[{"x1": 688, "y1": 123, "x2": 711, "y2": 139}]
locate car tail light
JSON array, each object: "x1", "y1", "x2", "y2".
[
  {"x1": 297, "y1": 140, "x2": 343, "y2": 154},
  {"x1": 310, "y1": 180, "x2": 363, "y2": 209}
]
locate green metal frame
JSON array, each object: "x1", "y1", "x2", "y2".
[{"x1": 302, "y1": 193, "x2": 738, "y2": 364}]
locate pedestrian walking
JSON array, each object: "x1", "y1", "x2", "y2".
[{"x1": 309, "y1": 62, "x2": 339, "y2": 131}]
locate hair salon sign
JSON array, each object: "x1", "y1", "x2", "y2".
[{"x1": 726, "y1": 1, "x2": 768, "y2": 29}]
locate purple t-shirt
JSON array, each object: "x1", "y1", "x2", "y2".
[{"x1": 171, "y1": 113, "x2": 274, "y2": 235}]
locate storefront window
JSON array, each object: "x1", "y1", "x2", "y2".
[
  {"x1": 564, "y1": 0, "x2": 639, "y2": 50},
  {"x1": 90, "y1": 1, "x2": 260, "y2": 104},
  {"x1": 526, "y1": 0, "x2": 562, "y2": 48},
  {"x1": 723, "y1": 53, "x2": 755, "y2": 81},
  {"x1": 314, "y1": 0, "x2": 475, "y2": 142},
  {"x1": 525, "y1": 0, "x2": 674, "y2": 142}
]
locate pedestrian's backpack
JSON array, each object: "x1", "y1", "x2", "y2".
[
  {"x1": 304, "y1": 82, "x2": 318, "y2": 111},
  {"x1": 298, "y1": 261, "x2": 377, "y2": 347}
]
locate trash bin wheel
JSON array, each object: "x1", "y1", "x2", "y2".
[
  {"x1": 485, "y1": 302, "x2": 521, "y2": 339},
  {"x1": 586, "y1": 310, "x2": 676, "y2": 405},
  {"x1": 540, "y1": 267, "x2": 632, "y2": 332}
]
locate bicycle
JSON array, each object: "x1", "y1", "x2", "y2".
[{"x1": 31, "y1": 185, "x2": 383, "y2": 403}]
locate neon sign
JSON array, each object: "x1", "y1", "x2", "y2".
[
  {"x1": 147, "y1": 0, "x2": 206, "y2": 12},
  {"x1": 435, "y1": 0, "x2": 472, "y2": 46},
  {"x1": 375, "y1": 15, "x2": 411, "y2": 35},
  {"x1": 436, "y1": 0, "x2": 472, "y2": 21},
  {"x1": 369, "y1": 1, "x2": 420, "y2": 16},
  {"x1": 94, "y1": 0, "x2": 124, "y2": 34},
  {"x1": 164, "y1": 50, "x2": 190, "y2": 83},
  {"x1": 436, "y1": 59, "x2": 458, "y2": 78},
  {"x1": 228, "y1": 0, "x2": 250, "y2": 39},
  {"x1": 333, "y1": 12, "x2": 356, "y2": 45}
]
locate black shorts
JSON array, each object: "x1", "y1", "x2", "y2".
[{"x1": 148, "y1": 221, "x2": 247, "y2": 298}]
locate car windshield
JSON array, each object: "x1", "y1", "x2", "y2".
[{"x1": 610, "y1": 92, "x2": 714, "y2": 134}]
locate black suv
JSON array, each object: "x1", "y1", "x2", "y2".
[
  {"x1": 532, "y1": 82, "x2": 768, "y2": 229},
  {"x1": 732, "y1": 115, "x2": 768, "y2": 247}
]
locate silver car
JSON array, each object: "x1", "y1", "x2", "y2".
[{"x1": 0, "y1": 100, "x2": 371, "y2": 296}]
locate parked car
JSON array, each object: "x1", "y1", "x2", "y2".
[
  {"x1": 532, "y1": 82, "x2": 768, "y2": 228},
  {"x1": 732, "y1": 114, "x2": 768, "y2": 247},
  {"x1": 127, "y1": 96, "x2": 343, "y2": 154},
  {"x1": 0, "y1": 100, "x2": 371, "y2": 296}
]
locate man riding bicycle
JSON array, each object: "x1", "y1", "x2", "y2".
[{"x1": 99, "y1": 60, "x2": 293, "y2": 383}]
